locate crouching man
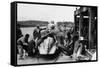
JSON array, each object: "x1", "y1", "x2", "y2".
[
  {"x1": 71, "y1": 36, "x2": 84, "y2": 60},
  {"x1": 17, "y1": 34, "x2": 29, "y2": 59},
  {"x1": 72, "y1": 36, "x2": 90, "y2": 61}
]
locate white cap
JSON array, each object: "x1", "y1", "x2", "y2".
[{"x1": 79, "y1": 36, "x2": 84, "y2": 40}]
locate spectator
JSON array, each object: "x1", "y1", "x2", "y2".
[{"x1": 16, "y1": 24, "x2": 23, "y2": 40}]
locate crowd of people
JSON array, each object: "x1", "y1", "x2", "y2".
[{"x1": 16, "y1": 21, "x2": 95, "y2": 61}]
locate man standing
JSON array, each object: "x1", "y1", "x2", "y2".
[{"x1": 33, "y1": 25, "x2": 46, "y2": 54}]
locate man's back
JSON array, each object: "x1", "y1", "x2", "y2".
[{"x1": 33, "y1": 28, "x2": 41, "y2": 40}]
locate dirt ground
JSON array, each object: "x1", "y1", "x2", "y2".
[{"x1": 17, "y1": 54, "x2": 76, "y2": 65}]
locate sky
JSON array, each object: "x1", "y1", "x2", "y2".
[{"x1": 17, "y1": 3, "x2": 76, "y2": 22}]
